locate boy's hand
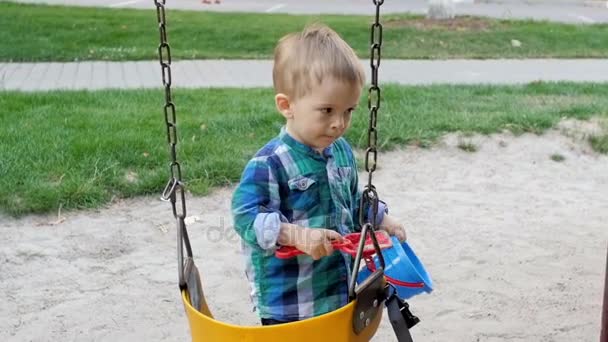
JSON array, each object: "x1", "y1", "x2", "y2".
[
  {"x1": 296, "y1": 228, "x2": 344, "y2": 260},
  {"x1": 279, "y1": 224, "x2": 343, "y2": 260},
  {"x1": 379, "y1": 215, "x2": 407, "y2": 242}
]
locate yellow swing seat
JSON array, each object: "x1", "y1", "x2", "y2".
[
  {"x1": 180, "y1": 256, "x2": 387, "y2": 342},
  {"x1": 182, "y1": 291, "x2": 383, "y2": 342}
]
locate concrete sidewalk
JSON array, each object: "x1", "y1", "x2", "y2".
[
  {"x1": 15, "y1": 0, "x2": 608, "y2": 24},
  {"x1": 2, "y1": 59, "x2": 608, "y2": 91}
]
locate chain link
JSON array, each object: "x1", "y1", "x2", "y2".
[
  {"x1": 154, "y1": 0, "x2": 186, "y2": 221},
  {"x1": 360, "y1": 0, "x2": 384, "y2": 229}
]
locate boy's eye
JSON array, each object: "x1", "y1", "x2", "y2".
[{"x1": 320, "y1": 108, "x2": 333, "y2": 114}]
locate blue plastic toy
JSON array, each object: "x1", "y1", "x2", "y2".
[{"x1": 357, "y1": 237, "x2": 433, "y2": 299}]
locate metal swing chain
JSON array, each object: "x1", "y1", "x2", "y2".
[
  {"x1": 153, "y1": 0, "x2": 193, "y2": 288},
  {"x1": 349, "y1": 0, "x2": 386, "y2": 300},
  {"x1": 359, "y1": 0, "x2": 384, "y2": 230}
]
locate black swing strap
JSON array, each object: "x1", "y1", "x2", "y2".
[{"x1": 386, "y1": 294, "x2": 415, "y2": 342}]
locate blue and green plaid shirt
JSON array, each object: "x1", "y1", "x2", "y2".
[{"x1": 232, "y1": 127, "x2": 386, "y2": 321}]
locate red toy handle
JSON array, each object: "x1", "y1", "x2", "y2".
[
  {"x1": 275, "y1": 240, "x2": 349, "y2": 259},
  {"x1": 275, "y1": 231, "x2": 392, "y2": 259}
]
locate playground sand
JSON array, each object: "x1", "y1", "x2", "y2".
[{"x1": 2, "y1": 120, "x2": 607, "y2": 341}]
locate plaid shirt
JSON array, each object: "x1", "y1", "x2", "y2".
[{"x1": 232, "y1": 127, "x2": 386, "y2": 321}]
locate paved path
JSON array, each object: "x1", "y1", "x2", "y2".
[
  {"x1": 2, "y1": 59, "x2": 608, "y2": 91},
  {"x1": 14, "y1": 0, "x2": 608, "y2": 23}
]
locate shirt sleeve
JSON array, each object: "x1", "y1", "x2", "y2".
[{"x1": 232, "y1": 156, "x2": 286, "y2": 251}]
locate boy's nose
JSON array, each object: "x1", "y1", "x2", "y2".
[{"x1": 331, "y1": 116, "x2": 345, "y2": 130}]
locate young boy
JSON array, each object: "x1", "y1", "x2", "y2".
[{"x1": 231, "y1": 24, "x2": 406, "y2": 326}]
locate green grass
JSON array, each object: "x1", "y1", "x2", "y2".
[
  {"x1": 590, "y1": 134, "x2": 608, "y2": 153},
  {"x1": 2, "y1": 82, "x2": 608, "y2": 216},
  {"x1": 2, "y1": 2, "x2": 608, "y2": 61},
  {"x1": 457, "y1": 141, "x2": 478, "y2": 153},
  {"x1": 550, "y1": 153, "x2": 566, "y2": 162},
  {"x1": 588, "y1": 119, "x2": 608, "y2": 153}
]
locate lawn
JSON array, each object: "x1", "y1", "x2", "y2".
[
  {"x1": 1, "y1": 82, "x2": 607, "y2": 216},
  {"x1": 2, "y1": 2, "x2": 608, "y2": 61}
]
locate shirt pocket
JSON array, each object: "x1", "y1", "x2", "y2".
[{"x1": 286, "y1": 175, "x2": 320, "y2": 216}]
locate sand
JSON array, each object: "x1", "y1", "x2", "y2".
[{"x1": 2, "y1": 120, "x2": 607, "y2": 341}]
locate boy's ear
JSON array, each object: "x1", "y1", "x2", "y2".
[{"x1": 275, "y1": 93, "x2": 292, "y2": 119}]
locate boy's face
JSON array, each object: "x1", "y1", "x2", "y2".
[{"x1": 279, "y1": 77, "x2": 361, "y2": 152}]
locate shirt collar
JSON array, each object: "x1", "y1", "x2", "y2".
[{"x1": 279, "y1": 126, "x2": 334, "y2": 160}]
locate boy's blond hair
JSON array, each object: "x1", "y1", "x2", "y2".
[{"x1": 273, "y1": 24, "x2": 365, "y2": 99}]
